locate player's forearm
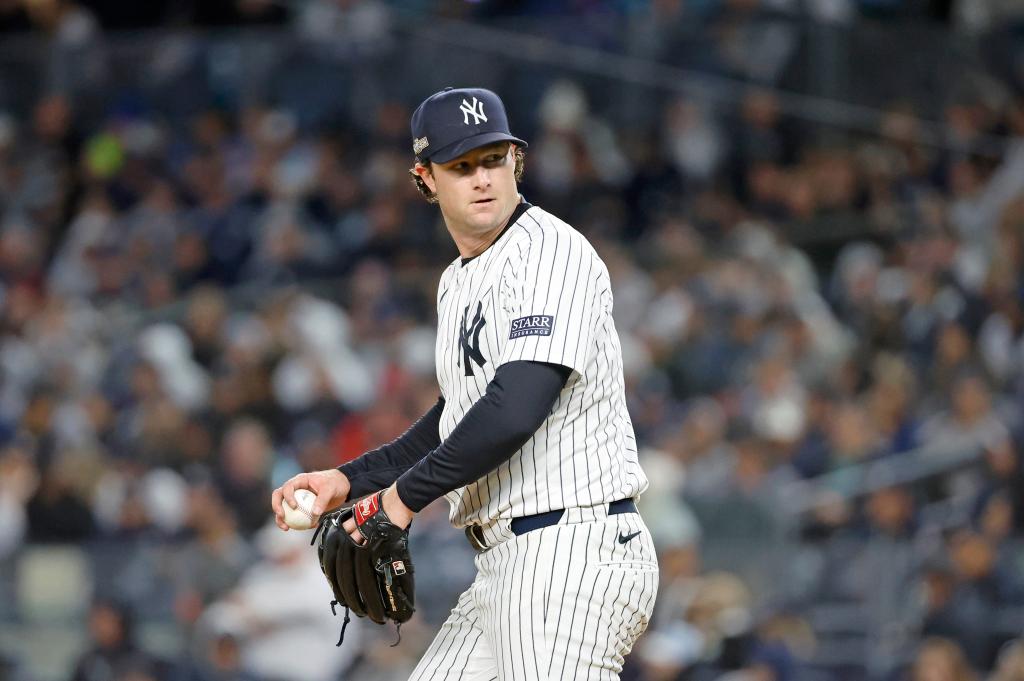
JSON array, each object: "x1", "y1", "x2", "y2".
[
  {"x1": 395, "y1": 361, "x2": 572, "y2": 512},
  {"x1": 338, "y1": 396, "x2": 445, "y2": 500}
]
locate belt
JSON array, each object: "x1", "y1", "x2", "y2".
[{"x1": 465, "y1": 498, "x2": 637, "y2": 552}]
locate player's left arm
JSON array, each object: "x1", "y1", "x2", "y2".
[
  {"x1": 337, "y1": 396, "x2": 445, "y2": 500},
  {"x1": 352, "y1": 360, "x2": 571, "y2": 531}
]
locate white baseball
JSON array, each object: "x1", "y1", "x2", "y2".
[{"x1": 282, "y1": 488, "x2": 317, "y2": 530}]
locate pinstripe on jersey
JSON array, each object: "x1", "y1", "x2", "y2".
[{"x1": 434, "y1": 204, "x2": 648, "y2": 528}]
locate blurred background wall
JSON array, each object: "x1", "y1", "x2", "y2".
[{"x1": 0, "y1": 1, "x2": 1023, "y2": 680}]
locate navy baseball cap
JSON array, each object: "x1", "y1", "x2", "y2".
[{"x1": 411, "y1": 87, "x2": 527, "y2": 163}]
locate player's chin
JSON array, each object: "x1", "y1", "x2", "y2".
[{"x1": 466, "y1": 203, "x2": 500, "y2": 227}]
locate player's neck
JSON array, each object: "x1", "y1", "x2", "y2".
[
  {"x1": 449, "y1": 224, "x2": 506, "y2": 260},
  {"x1": 446, "y1": 200, "x2": 521, "y2": 260}
]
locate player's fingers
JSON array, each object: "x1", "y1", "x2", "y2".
[
  {"x1": 270, "y1": 488, "x2": 289, "y2": 531},
  {"x1": 281, "y1": 474, "x2": 307, "y2": 509},
  {"x1": 341, "y1": 516, "x2": 364, "y2": 544},
  {"x1": 312, "y1": 480, "x2": 335, "y2": 518}
]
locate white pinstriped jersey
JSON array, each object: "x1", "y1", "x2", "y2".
[{"x1": 434, "y1": 203, "x2": 648, "y2": 528}]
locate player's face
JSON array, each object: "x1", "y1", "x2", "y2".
[{"x1": 420, "y1": 142, "x2": 519, "y2": 235}]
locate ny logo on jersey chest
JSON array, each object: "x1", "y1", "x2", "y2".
[{"x1": 459, "y1": 301, "x2": 487, "y2": 376}]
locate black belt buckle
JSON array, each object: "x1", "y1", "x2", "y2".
[{"x1": 465, "y1": 525, "x2": 488, "y2": 552}]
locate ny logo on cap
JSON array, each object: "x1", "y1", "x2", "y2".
[{"x1": 460, "y1": 97, "x2": 487, "y2": 125}]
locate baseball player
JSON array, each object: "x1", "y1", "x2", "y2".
[{"x1": 272, "y1": 86, "x2": 658, "y2": 679}]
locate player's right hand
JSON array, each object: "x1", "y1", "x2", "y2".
[{"x1": 271, "y1": 469, "x2": 351, "y2": 531}]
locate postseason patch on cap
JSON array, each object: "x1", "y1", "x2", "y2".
[
  {"x1": 413, "y1": 136, "x2": 429, "y2": 155},
  {"x1": 509, "y1": 315, "x2": 554, "y2": 339}
]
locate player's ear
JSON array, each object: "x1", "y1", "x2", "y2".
[{"x1": 414, "y1": 162, "x2": 437, "y2": 194}]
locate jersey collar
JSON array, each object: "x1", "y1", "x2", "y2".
[{"x1": 460, "y1": 197, "x2": 532, "y2": 267}]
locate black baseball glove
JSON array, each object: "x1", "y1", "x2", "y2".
[{"x1": 313, "y1": 491, "x2": 415, "y2": 643}]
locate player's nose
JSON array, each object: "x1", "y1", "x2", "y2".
[{"x1": 471, "y1": 164, "x2": 491, "y2": 188}]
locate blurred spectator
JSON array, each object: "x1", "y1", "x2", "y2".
[
  {"x1": 168, "y1": 479, "x2": 254, "y2": 630},
  {"x1": 293, "y1": 0, "x2": 393, "y2": 59},
  {"x1": 866, "y1": 353, "x2": 920, "y2": 455},
  {"x1": 920, "y1": 372, "x2": 1011, "y2": 454},
  {"x1": 70, "y1": 599, "x2": 164, "y2": 681},
  {"x1": 177, "y1": 630, "x2": 259, "y2": 681},
  {"x1": 921, "y1": 530, "x2": 1017, "y2": 669},
  {"x1": 815, "y1": 484, "x2": 921, "y2": 656},
  {"x1": 990, "y1": 640, "x2": 1024, "y2": 681},
  {"x1": 910, "y1": 637, "x2": 977, "y2": 681},
  {"x1": 216, "y1": 419, "x2": 274, "y2": 535},
  {"x1": 675, "y1": 398, "x2": 737, "y2": 498},
  {"x1": 26, "y1": 456, "x2": 96, "y2": 542},
  {"x1": 0, "y1": 441, "x2": 35, "y2": 558},
  {"x1": 197, "y1": 522, "x2": 359, "y2": 681}
]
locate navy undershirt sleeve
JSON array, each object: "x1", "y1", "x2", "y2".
[
  {"x1": 395, "y1": 360, "x2": 573, "y2": 513},
  {"x1": 338, "y1": 396, "x2": 444, "y2": 500}
]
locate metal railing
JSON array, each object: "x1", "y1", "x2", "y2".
[{"x1": 779, "y1": 440, "x2": 985, "y2": 516}]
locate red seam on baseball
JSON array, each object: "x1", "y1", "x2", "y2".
[{"x1": 290, "y1": 496, "x2": 314, "y2": 521}]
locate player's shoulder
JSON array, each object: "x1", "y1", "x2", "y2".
[
  {"x1": 511, "y1": 204, "x2": 574, "y2": 238},
  {"x1": 437, "y1": 258, "x2": 461, "y2": 293},
  {"x1": 507, "y1": 205, "x2": 600, "y2": 261}
]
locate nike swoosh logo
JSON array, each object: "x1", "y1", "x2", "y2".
[{"x1": 617, "y1": 531, "x2": 642, "y2": 545}]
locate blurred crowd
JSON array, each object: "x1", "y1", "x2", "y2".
[
  {"x1": 1, "y1": 0, "x2": 1022, "y2": 32},
  {"x1": 0, "y1": 2, "x2": 1022, "y2": 681}
]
